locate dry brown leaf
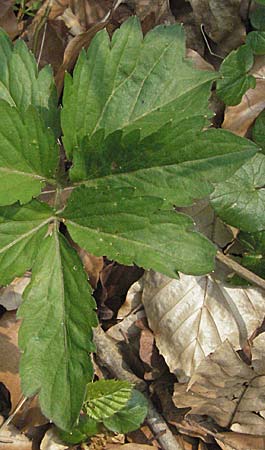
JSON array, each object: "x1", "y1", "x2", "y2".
[
  {"x1": 105, "y1": 444, "x2": 155, "y2": 450},
  {"x1": 0, "y1": 1, "x2": 19, "y2": 39},
  {"x1": 173, "y1": 335, "x2": 265, "y2": 434},
  {"x1": 70, "y1": 0, "x2": 113, "y2": 26},
  {"x1": 0, "y1": 276, "x2": 31, "y2": 311},
  {"x1": 0, "y1": 311, "x2": 21, "y2": 409},
  {"x1": 186, "y1": 48, "x2": 215, "y2": 72},
  {"x1": 128, "y1": 0, "x2": 175, "y2": 23},
  {"x1": 140, "y1": 268, "x2": 265, "y2": 381},
  {"x1": 215, "y1": 431, "x2": 265, "y2": 450},
  {"x1": 188, "y1": 0, "x2": 245, "y2": 55},
  {"x1": 0, "y1": 423, "x2": 32, "y2": 450},
  {"x1": 222, "y1": 56, "x2": 265, "y2": 137}
]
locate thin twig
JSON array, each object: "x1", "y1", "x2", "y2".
[
  {"x1": 93, "y1": 326, "x2": 183, "y2": 450},
  {"x1": 216, "y1": 251, "x2": 265, "y2": 291},
  {"x1": 0, "y1": 396, "x2": 28, "y2": 433}
]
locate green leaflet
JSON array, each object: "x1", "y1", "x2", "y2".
[
  {"x1": 238, "y1": 231, "x2": 265, "y2": 278},
  {"x1": 216, "y1": 45, "x2": 256, "y2": 106},
  {"x1": 61, "y1": 16, "x2": 216, "y2": 158},
  {"x1": 0, "y1": 29, "x2": 59, "y2": 135},
  {"x1": 103, "y1": 390, "x2": 148, "y2": 434},
  {"x1": 250, "y1": 4, "x2": 265, "y2": 31},
  {"x1": 211, "y1": 154, "x2": 265, "y2": 232},
  {"x1": 70, "y1": 123, "x2": 257, "y2": 203},
  {"x1": 253, "y1": 111, "x2": 265, "y2": 152},
  {"x1": 246, "y1": 31, "x2": 265, "y2": 55},
  {"x1": 0, "y1": 200, "x2": 54, "y2": 285},
  {"x1": 62, "y1": 186, "x2": 216, "y2": 276},
  {"x1": 18, "y1": 230, "x2": 98, "y2": 431},
  {"x1": 84, "y1": 380, "x2": 133, "y2": 421},
  {"x1": 56, "y1": 416, "x2": 100, "y2": 444},
  {"x1": 0, "y1": 101, "x2": 59, "y2": 205}
]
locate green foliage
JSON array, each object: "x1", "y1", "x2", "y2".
[
  {"x1": 246, "y1": 31, "x2": 265, "y2": 55},
  {"x1": 84, "y1": 380, "x2": 133, "y2": 420},
  {"x1": 0, "y1": 18, "x2": 260, "y2": 431},
  {"x1": 253, "y1": 111, "x2": 265, "y2": 151},
  {"x1": 216, "y1": 45, "x2": 256, "y2": 105},
  {"x1": 250, "y1": 5, "x2": 265, "y2": 31},
  {"x1": 56, "y1": 416, "x2": 100, "y2": 444},
  {"x1": 238, "y1": 231, "x2": 265, "y2": 278},
  {"x1": 211, "y1": 154, "x2": 265, "y2": 233},
  {"x1": 103, "y1": 389, "x2": 148, "y2": 434}
]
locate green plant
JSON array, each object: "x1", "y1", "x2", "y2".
[
  {"x1": 13, "y1": 0, "x2": 42, "y2": 18},
  {"x1": 0, "y1": 17, "x2": 259, "y2": 432}
]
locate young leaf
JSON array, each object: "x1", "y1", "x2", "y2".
[
  {"x1": 61, "y1": 16, "x2": 217, "y2": 158},
  {"x1": 18, "y1": 230, "x2": 98, "y2": 431},
  {"x1": 0, "y1": 200, "x2": 54, "y2": 285},
  {"x1": 84, "y1": 379, "x2": 133, "y2": 420},
  {"x1": 216, "y1": 45, "x2": 256, "y2": 106},
  {"x1": 103, "y1": 390, "x2": 148, "y2": 434},
  {"x1": 62, "y1": 185, "x2": 216, "y2": 277},
  {"x1": 0, "y1": 101, "x2": 59, "y2": 205},
  {"x1": 211, "y1": 154, "x2": 265, "y2": 232},
  {"x1": 0, "y1": 29, "x2": 59, "y2": 134},
  {"x1": 246, "y1": 31, "x2": 265, "y2": 55}
]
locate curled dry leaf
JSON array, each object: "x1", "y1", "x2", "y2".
[
  {"x1": 40, "y1": 427, "x2": 68, "y2": 450},
  {"x1": 141, "y1": 270, "x2": 265, "y2": 381},
  {"x1": 223, "y1": 56, "x2": 265, "y2": 136},
  {"x1": 173, "y1": 334, "x2": 265, "y2": 435}
]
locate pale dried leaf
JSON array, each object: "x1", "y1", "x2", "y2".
[
  {"x1": 117, "y1": 277, "x2": 144, "y2": 319},
  {"x1": 105, "y1": 445, "x2": 155, "y2": 450},
  {"x1": 173, "y1": 338, "x2": 265, "y2": 434},
  {"x1": 215, "y1": 431, "x2": 265, "y2": 450},
  {"x1": 223, "y1": 56, "x2": 265, "y2": 136},
  {"x1": 141, "y1": 270, "x2": 265, "y2": 381},
  {"x1": 59, "y1": 7, "x2": 84, "y2": 35},
  {"x1": 186, "y1": 49, "x2": 215, "y2": 72},
  {"x1": 40, "y1": 428, "x2": 68, "y2": 450},
  {"x1": 0, "y1": 423, "x2": 32, "y2": 450},
  {"x1": 0, "y1": 276, "x2": 31, "y2": 311}
]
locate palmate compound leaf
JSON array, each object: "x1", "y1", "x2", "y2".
[
  {"x1": 61, "y1": 16, "x2": 218, "y2": 158},
  {"x1": 18, "y1": 228, "x2": 98, "y2": 431},
  {"x1": 0, "y1": 101, "x2": 59, "y2": 205},
  {"x1": 138, "y1": 270, "x2": 265, "y2": 381},
  {"x1": 0, "y1": 29, "x2": 59, "y2": 135},
  {"x1": 0, "y1": 200, "x2": 55, "y2": 286},
  {"x1": 173, "y1": 334, "x2": 265, "y2": 435},
  {"x1": 84, "y1": 379, "x2": 133, "y2": 420},
  {"x1": 211, "y1": 154, "x2": 265, "y2": 232},
  {"x1": 61, "y1": 185, "x2": 217, "y2": 277}
]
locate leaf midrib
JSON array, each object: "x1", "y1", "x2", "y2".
[{"x1": 0, "y1": 216, "x2": 55, "y2": 253}]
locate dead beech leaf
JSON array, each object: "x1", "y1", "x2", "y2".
[
  {"x1": 186, "y1": 49, "x2": 215, "y2": 72},
  {"x1": 223, "y1": 56, "x2": 265, "y2": 137},
  {"x1": 215, "y1": 431, "x2": 265, "y2": 450},
  {"x1": 173, "y1": 335, "x2": 265, "y2": 435},
  {"x1": 140, "y1": 269, "x2": 265, "y2": 381},
  {"x1": 105, "y1": 445, "x2": 155, "y2": 450},
  {"x1": 129, "y1": 0, "x2": 175, "y2": 23},
  {"x1": 0, "y1": 1, "x2": 19, "y2": 39}
]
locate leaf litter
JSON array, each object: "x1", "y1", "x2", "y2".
[{"x1": 2, "y1": 1, "x2": 265, "y2": 450}]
